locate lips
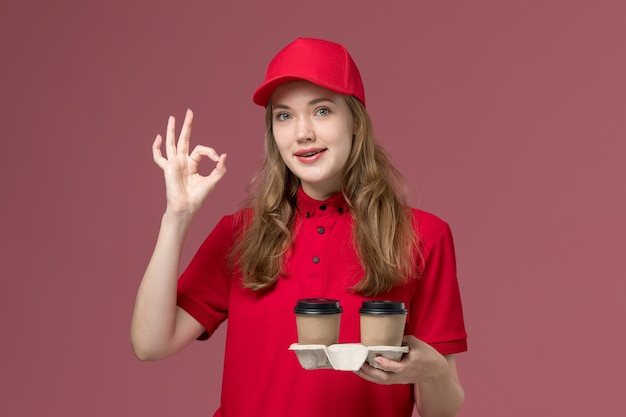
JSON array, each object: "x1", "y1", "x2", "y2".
[{"x1": 295, "y1": 148, "x2": 326, "y2": 157}]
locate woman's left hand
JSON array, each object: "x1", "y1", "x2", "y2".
[{"x1": 355, "y1": 335, "x2": 451, "y2": 385}]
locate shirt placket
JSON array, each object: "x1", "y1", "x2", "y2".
[{"x1": 303, "y1": 203, "x2": 336, "y2": 294}]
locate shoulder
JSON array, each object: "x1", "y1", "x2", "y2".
[
  {"x1": 410, "y1": 208, "x2": 450, "y2": 237},
  {"x1": 199, "y1": 208, "x2": 252, "y2": 246},
  {"x1": 409, "y1": 208, "x2": 454, "y2": 253},
  {"x1": 216, "y1": 207, "x2": 253, "y2": 230}
]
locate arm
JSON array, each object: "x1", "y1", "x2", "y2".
[
  {"x1": 355, "y1": 336, "x2": 464, "y2": 417},
  {"x1": 412, "y1": 353, "x2": 464, "y2": 417},
  {"x1": 130, "y1": 109, "x2": 227, "y2": 361}
]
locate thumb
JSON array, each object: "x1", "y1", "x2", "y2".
[
  {"x1": 402, "y1": 335, "x2": 420, "y2": 347},
  {"x1": 211, "y1": 153, "x2": 227, "y2": 177}
]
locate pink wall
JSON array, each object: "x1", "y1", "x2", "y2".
[{"x1": 2, "y1": 1, "x2": 625, "y2": 416}]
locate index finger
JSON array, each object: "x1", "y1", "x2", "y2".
[
  {"x1": 354, "y1": 363, "x2": 395, "y2": 384},
  {"x1": 373, "y1": 355, "x2": 405, "y2": 373},
  {"x1": 177, "y1": 108, "x2": 194, "y2": 156}
]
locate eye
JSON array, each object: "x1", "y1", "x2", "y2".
[
  {"x1": 275, "y1": 112, "x2": 290, "y2": 121},
  {"x1": 316, "y1": 108, "x2": 330, "y2": 116}
]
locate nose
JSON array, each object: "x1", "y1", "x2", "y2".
[{"x1": 295, "y1": 117, "x2": 315, "y2": 142}]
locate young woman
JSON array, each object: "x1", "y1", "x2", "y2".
[{"x1": 131, "y1": 38, "x2": 467, "y2": 417}]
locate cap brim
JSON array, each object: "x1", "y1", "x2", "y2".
[
  {"x1": 253, "y1": 75, "x2": 357, "y2": 107},
  {"x1": 252, "y1": 76, "x2": 301, "y2": 107}
]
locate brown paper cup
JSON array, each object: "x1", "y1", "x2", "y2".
[
  {"x1": 359, "y1": 314, "x2": 406, "y2": 346},
  {"x1": 294, "y1": 298, "x2": 342, "y2": 346},
  {"x1": 359, "y1": 300, "x2": 408, "y2": 347},
  {"x1": 296, "y1": 313, "x2": 341, "y2": 345}
]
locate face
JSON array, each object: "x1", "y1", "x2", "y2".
[{"x1": 270, "y1": 80, "x2": 355, "y2": 200}]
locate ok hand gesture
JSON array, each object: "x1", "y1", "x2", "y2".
[{"x1": 152, "y1": 109, "x2": 227, "y2": 216}]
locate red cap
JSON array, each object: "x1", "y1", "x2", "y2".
[{"x1": 253, "y1": 38, "x2": 366, "y2": 107}]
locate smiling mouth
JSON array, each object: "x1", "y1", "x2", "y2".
[{"x1": 296, "y1": 149, "x2": 325, "y2": 157}]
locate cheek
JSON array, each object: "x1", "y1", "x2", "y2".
[
  {"x1": 338, "y1": 127, "x2": 354, "y2": 159},
  {"x1": 272, "y1": 137, "x2": 293, "y2": 166},
  {"x1": 272, "y1": 128, "x2": 289, "y2": 152},
  {"x1": 341, "y1": 140, "x2": 353, "y2": 163}
]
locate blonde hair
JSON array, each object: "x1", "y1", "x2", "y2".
[{"x1": 231, "y1": 96, "x2": 420, "y2": 296}]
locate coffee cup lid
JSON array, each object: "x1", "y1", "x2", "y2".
[
  {"x1": 294, "y1": 298, "x2": 343, "y2": 315},
  {"x1": 359, "y1": 300, "x2": 408, "y2": 315}
]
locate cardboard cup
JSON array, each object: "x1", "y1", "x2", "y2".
[
  {"x1": 359, "y1": 314, "x2": 406, "y2": 346},
  {"x1": 359, "y1": 301, "x2": 408, "y2": 347},
  {"x1": 296, "y1": 313, "x2": 341, "y2": 345},
  {"x1": 294, "y1": 298, "x2": 342, "y2": 346}
]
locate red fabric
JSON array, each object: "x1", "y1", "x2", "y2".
[
  {"x1": 252, "y1": 38, "x2": 366, "y2": 107},
  {"x1": 177, "y1": 188, "x2": 467, "y2": 417}
]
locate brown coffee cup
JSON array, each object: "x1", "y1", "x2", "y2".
[
  {"x1": 294, "y1": 298, "x2": 342, "y2": 345},
  {"x1": 359, "y1": 300, "x2": 408, "y2": 346}
]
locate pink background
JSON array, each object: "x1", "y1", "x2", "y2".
[{"x1": 2, "y1": 1, "x2": 625, "y2": 416}]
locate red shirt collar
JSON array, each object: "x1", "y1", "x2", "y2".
[{"x1": 296, "y1": 187, "x2": 348, "y2": 218}]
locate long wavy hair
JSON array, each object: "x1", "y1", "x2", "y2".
[{"x1": 231, "y1": 95, "x2": 421, "y2": 296}]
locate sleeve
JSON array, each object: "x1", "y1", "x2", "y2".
[
  {"x1": 176, "y1": 214, "x2": 236, "y2": 340},
  {"x1": 407, "y1": 216, "x2": 468, "y2": 355}
]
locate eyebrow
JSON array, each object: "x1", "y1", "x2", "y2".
[{"x1": 272, "y1": 97, "x2": 336, "y2": 110}]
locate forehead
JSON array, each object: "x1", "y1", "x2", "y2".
[{"x1": 270, "y1": 80, "x2": 345, "y2": 106}]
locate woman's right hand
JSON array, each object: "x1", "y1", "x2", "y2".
[{"x1": 152, "y1": 109, "x2": 227, "y2": 216}]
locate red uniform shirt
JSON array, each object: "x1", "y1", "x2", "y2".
[{"x1": 177, "y1": 188, "x2": 467, "y2": 417}]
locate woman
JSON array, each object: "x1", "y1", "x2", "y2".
[{"x1": 131, "y1": 37, "x2": 467, "y2": 417}]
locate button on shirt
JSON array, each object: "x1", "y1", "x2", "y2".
[{"x1": 286, "y1": 188, "x2": 351, "y2": 295}]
